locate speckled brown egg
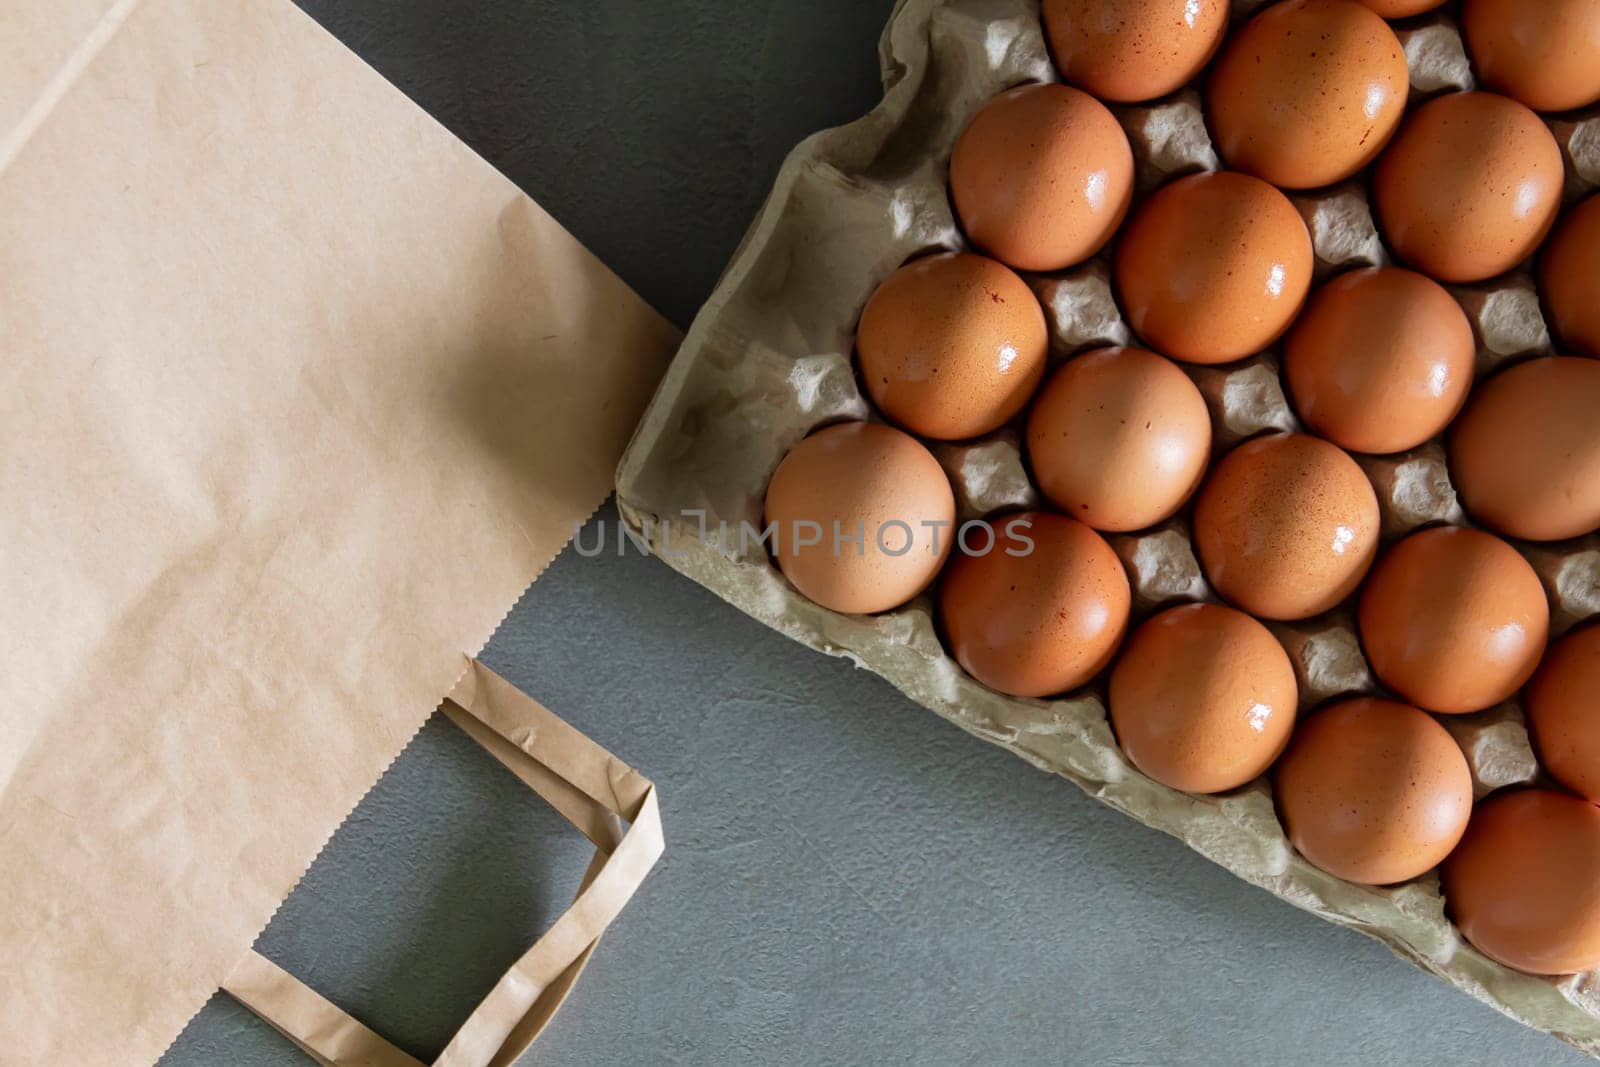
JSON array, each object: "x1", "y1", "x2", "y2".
[
  {"x1": 1540, "y1": 195, "x2": 1600, "y2": 360},
  {"x1": 1355, "y1": 0, "x2": 1447, "y2": 16},
  {"x1": 1374, "y1": 92, "x2": 1563, "y2": 284},
  {"x1": 764, "y1": 422, "x2": 955, "y2": 615},
  {"x1": 1115, "y1": 171, "x2": 1313, "y2": 365},
  {"x1": 939, "y1": 511, "x2": 1130, "y2": 698},
  {"x1": 1275, "y1": 697, "x2": 1473, "y2": 885},
  {"x1": 1463, "y1": 0, "x2": 1600, "y2": 114},
  {"x1": 1282, "y1": 267, "x2": 1475, "y2": 454},
  {"x1": 949, "y1": 83, "x2": 1134, "y2": 273},
  {"x1": 1109, "y1": 603, "x2": 1298, "y2": 794},
  {"x1": 1208, "y1": 0, "x2": 1409, "y2": 190},
  {"x1": 1042, "y1": 0, "x2": 1229, "y2": 104},
  {"x1": 1450, "y1": 356, "x2": 1600, "y2": 542},
  {"x1": 1358, "y1": 526, "x2": 1549, "y2": 714},
  {"x1": 857, "y1": 253, "x2": 1048, "y2": 441},
  {"x1": 1192, "y1": 433, "x2": 1380, "y2": 621},
  {"x1": 1443, "y1": 789, "x2": 1600, "y2": 975},
  {"x1": 1525, "y1": 625, "x2": 1600, "y2": 803},
  {"x1": 1025, "y1": 347, "x2": 1211, "y2": 532}
]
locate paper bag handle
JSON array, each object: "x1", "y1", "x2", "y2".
[{"x1": 221, "y1": 659, "x2": 665, "y2": 1067}]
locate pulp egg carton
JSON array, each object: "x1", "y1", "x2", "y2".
[{"x1": 614, "y1": 0, "x2": 1600, "y2": 1052}]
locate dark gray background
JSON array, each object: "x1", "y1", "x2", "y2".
[{"x1": 161, "y1": 3, "x2": 1584, "y2": 1064}]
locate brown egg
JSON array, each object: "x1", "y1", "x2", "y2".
[
  {"x1": 949, "y1": 83, "x2": 1134, "y2": 273},
  {"x1": 1443, "y1": 789, "x2": 1600, "y2": 975},
  {"x1": 857, "y1": 253, "x2": 1048, "y2": 441},
  {"x1": 939, "y1": 512, "x2": 1130, "y2": 697},
  {"x1": 1282, "y1": 267, "x2": 1475, "y2": 454},
  {"x1": 1525, "y1": 626, "x2": 1600, "y2": 803},
  {"x1": 1193, "y1": 433, "x2": 1380, "y2": 621},
  {"x1": 1358, "y1": 526, "x2": 1549, "y2": 714},
  {"x1": 1041, "y1": 0, "x2": 1229, "y2": 104},
  {"x1": 1275, "y1": 698, "x2": 1473, "y2": 885},
  {"x1": 1208, "y1": 0, "x2": 1409, "y2": 189},
  {"x1": 1540, "y1": 195, "x2": 1600, "y2": 360},
  {"x1": 1449, "y1": 356, "x2": 1600, "y2": 542},
  {"x1": 1463, "y1": 0, "x2": 1600, "y2": 114},
  {"x1": 1374, "y1": 92, "x2": 1564, "y2": 284},
  {"x1": 1355, "y1": 0, "x2": 1447, "y2": 16},
  {"x1": 1025, "y1": 347, "x2": 1212, "y2": 532},
  {"x1": 1109, "y1": 603, "x2": 1298, "y2": 794},
  {"x1": 1115, "y1": 172, "x2": 1313, "y2": 365},
  {"x1": 764, "y1": 422, "x2": 955, "y2": 615}
]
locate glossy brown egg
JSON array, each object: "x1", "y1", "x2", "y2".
[
  {"x1": 1109, "y1": 603, "x2": 1298, "y2": 794},
  {"x1": 1525, "y1": 625, "x2": 1600, "y2": 803},
  {"x1": 1463, "y1": 0, "x2": 1600, "y2": 114},
  {"x1": 1358, "y1": 526, "x2": 1549, "y2": 714},
  {"x1": 1275, "y1": 698, "x2": 1473, "y2": 885},
  {"x1": 1042, "y1": 0, "x2": 1230, "y2": 103},
  {"x1": 939, "y1": 511, "x2": 1130, "y2": 698},
  {"x1": 1193, "y1": 433, "x2": 1380, "y2": 621},
  {"x1": 1450, "y1": 356, "x2": 1600, "y2": 542},
  {"x1": 1025, "y1": 347, "x2": 1212, "y2": 532},
  {"x1": 1115, "y1": 171, "x2": 1313, "y2": 365},
  {"x1": 1356, "y1": 0, "x2": 1447, "y2": 16},
  {"x1": 1208, "y1": 0, "x2": 1409, "y2": 189},
  {"x1": 949, "y1": 83, "x2": 1134, "y2": 273},
  {"x1": 1374, "y1": 92, "x2": 1564, "y2": 284},
  {"x1": 1540, "y1": 195, "x2": 1600, "y2": 360},
  {"x1": 1443, "y1": 789, "x2": 1600, "y2": 975},
  {"x1": 1282, "y1": 267, "x2": 1475, "y2": 454},
  {"x1": 764, "y1": 422, "x2": 955, "y2": 615},
  {"x1": 857, "y1": 253, "x2": 1048, "y2": 440}
]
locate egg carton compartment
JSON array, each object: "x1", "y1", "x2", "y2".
[
  {"x1": 1440, "y1": 702, "x2": 1543, "y2": 799},
  {"x1": 1396, "y1": 13, "x2": 1474, "y2": 96},
  {"x1": 616, "y1": 0, "x2": 1600, "y2": 1054},
  {"x1": 931, "y1": 430, "x2": 1037, "y2": 519},
  {"x1": 1555, "y1": 115, "x2": 1600, "y2": 197}
]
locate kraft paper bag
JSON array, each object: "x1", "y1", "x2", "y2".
[{"x1": 0, "y1": 0, "x2": 679, "y2": 1062}]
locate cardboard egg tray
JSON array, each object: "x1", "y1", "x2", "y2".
[{"x1": 615, "y1": 0, "x2": 1600, "y2": 1052}]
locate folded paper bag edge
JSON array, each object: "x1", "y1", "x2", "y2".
[
  {"x1": 221, "y1": 658, "x2": 665, "y2": 1067},
  {"x1": 0, "y1": 0, "x2": 143, "y2": 179},
  {"x1": 221, "y1": 953, "x2": 426, "y2": 1067}
]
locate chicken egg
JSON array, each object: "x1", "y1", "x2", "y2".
[
  {"x1": 1109, "y1": 602, "x2": 1298, "y2": 794},
  {"x1": 1443, "y1": 789, "x2": 1600, "y2": 975},
  {"x1": 1282, "y1": 267, "x2": 1475, "y2": 454},
  {"x1": 1041, "y1": 0, "x2": 1229, "y2": 104},
  {"x1": 764, "y1": 422, "x2": 955, "y2": 615},
  {"x1": 1357, "y1": 526, "x2": 1549, "y2": 714},
  {"x1": 857, "y1": 253, "x2": 1048, "y2": 441},
  {"x1": 1193, "y1": 433, "x2": 1380, "y2": 621},
  {"x1": 1208, "y1": 0, "x2": 1409, "y2": 190},
  {"x1": 1374, "y1": 91, "x2": 1563, "y2": 284},
  {"x1": 1539, "y1": 194, "x2": 1600, "y2": 361},
  {"x1": 1025, "y1": 346, "x2": 1212, "y2": 532},
  {"x1": 949, "y1": 83, "x2": 1134, "y2": 273},
  {"x1": 1115, "y1": 171, "x2": 1313, "y2": 365},
  {"x1": 1274, "y1": 697, "x2": 1473, "y2": 885},
  {"x1": 939, "y1": 511, "x2": 1130, "y2": 698},
  {"x1": 1525, "y1": 625, "x2": 1600, "y2": 803},
  {"x1": 1449, "y1": 355, "x2": 1600, "y2": 542},
  {"x1": 1463, "y1": 0, "x2": 1600, "y2": 114}
]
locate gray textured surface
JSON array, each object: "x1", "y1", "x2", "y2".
[{"x1": 161, "y1": 2, "x2": 1586, "y2": 1065}]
